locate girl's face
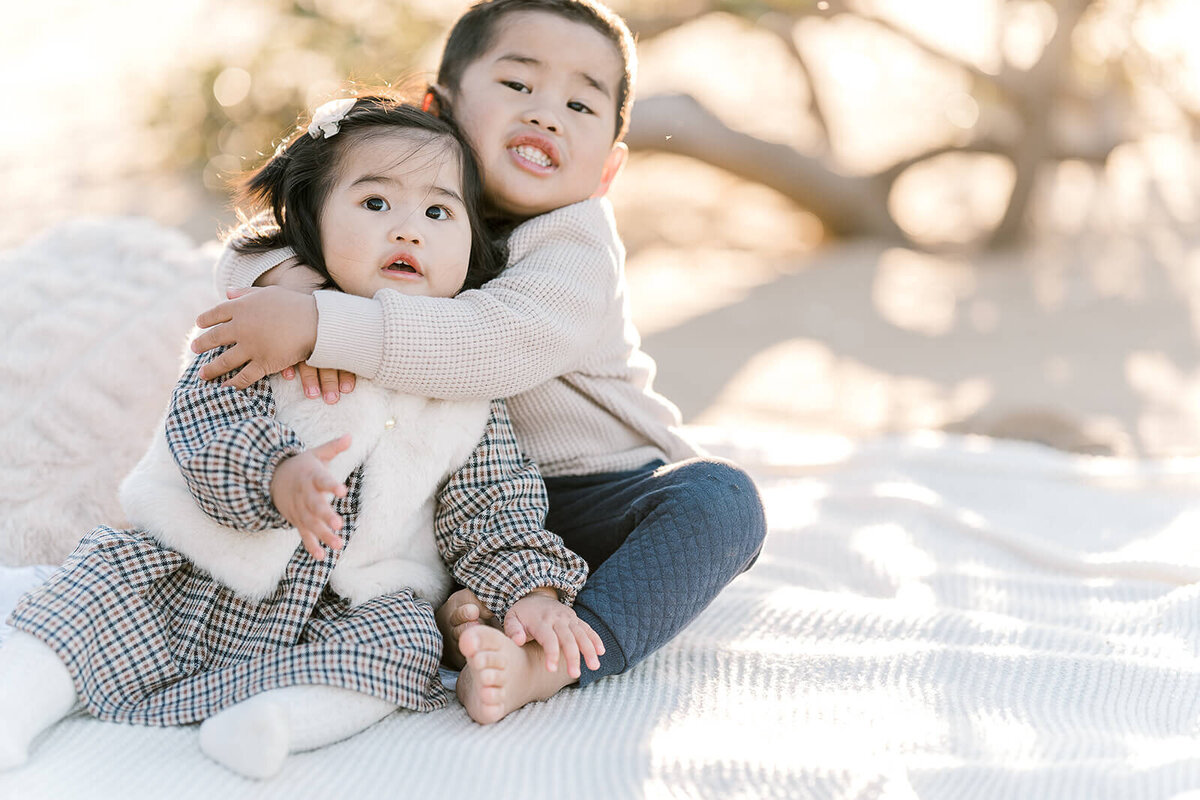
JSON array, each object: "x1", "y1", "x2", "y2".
[{"x1": 319, "y1": 130, "x2": 472, "y2": 299}]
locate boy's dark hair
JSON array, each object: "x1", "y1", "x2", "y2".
[
  {"x1": 233, "y1": 93, "x2": 505, "y2": 293},
  {"x1": 436, "y1": 0, "x2": 637, "y2": 141}
]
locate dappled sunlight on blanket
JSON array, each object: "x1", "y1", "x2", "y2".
[
  {"x1": 967, "y1": 709, "x2": 1040, "y2": 765},
  {"x1": 849, "y1": 522, "x2": 938, "y2": 609},
  {"x1": 7, "y1": 433, "x2": 1200, "y2": 798}
]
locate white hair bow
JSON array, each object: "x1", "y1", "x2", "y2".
[{"x1": 308, "y1": 98, "x2": 357, "y2": 139}]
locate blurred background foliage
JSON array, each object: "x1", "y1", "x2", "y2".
[
  {"x1": 148, "y1": 0, "x2": 462, "y2": 193},
  {"x1": 4, "y1": 0, "x2": 1200, "y2": 453},
  {"x1": 147, "y1": 0, "x2": 1199, "y2": 250}
]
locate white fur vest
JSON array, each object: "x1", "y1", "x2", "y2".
[{"x1": 119, "y1": 373, "x2": 491, "y2": 606}]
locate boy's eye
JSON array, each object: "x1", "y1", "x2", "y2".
[
  {"x1": 501, "y1": 80, "x2": 530, "y2": 94},
  {"x1": 425, "y1": 205, "x2": 452, "y2": 221},
  {"x1": 363, "y1": 197, "x2": 390, "y2": 212},
  {"x1": 567, "y1": 100, "x2": 594, "y2": 115}
]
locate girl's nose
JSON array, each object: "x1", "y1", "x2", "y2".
[{"x1": 391, "y1": 221, "x2": 422, "y2": 246}]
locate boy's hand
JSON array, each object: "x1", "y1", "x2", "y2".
[
  {"x1": 270, "y1": 434, "x2": 351, "y2": 560},
  {"x1": 281, "y1": 362, "x2": 358, "y2": 404},
  {"x1": 504, "y1": 588, "x2": 604, "y2": 679},
  {"x1": 192, "y1": 286, "x2": 318, "y2": 388},
  {"x1": 259, "y1": 260, "x2": 358, "y2": 401}
]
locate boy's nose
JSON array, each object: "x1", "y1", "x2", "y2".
[{"x1": 522, "y1": 108, "x2": 560, "y2": 134}]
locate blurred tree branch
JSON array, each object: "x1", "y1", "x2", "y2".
[
  {"x1": 148, "y1": 0, "x2": 1195, "y2": 250},
  {"x1": 624, "y1": 0, "x2": 1187, "y2": 249}
]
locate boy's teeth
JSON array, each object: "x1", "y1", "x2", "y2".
[{"x1": 511, "y1": 144, "x2": 552, "y2": 167}]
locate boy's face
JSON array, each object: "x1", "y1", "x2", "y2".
[{"x1": 446, "y1": 11, "x2": 628, "y2": 220}]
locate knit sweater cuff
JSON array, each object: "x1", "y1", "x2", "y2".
[{"x1": 309, "y1": 290, "x2": 385, "y2": 379}]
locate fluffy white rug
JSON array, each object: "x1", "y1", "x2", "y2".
[{"x1": 0, "y1": 218, "x2": 218, "y2": 565}]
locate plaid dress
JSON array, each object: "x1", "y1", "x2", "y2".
[{"x1": 8, "y1": 349, "x2": 587, "y2": 726}]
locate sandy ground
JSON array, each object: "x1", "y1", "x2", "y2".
[
  {"x1": 3, "y1": 4, "x2": 1199, "y2": 459},
  {"x1": 609, "y1": 153, "x2": 1200, "y2": 459}
]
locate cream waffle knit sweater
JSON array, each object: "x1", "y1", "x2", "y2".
[{"x1": 217, "y1": 198, "x2": 700, "y2": 477}]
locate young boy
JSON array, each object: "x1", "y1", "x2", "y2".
[{"x1": 192, "y1": 0, "x2": 767, "y2": 724}]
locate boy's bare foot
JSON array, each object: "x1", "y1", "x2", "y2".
[
  {"x1": 456, "y1": 626, "x2": 574, "y2": 724},
  {"x1": 435, "y1": 587, "x2": 497, "y2": 669}
]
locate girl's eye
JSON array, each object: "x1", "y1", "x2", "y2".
[
  {"x1": 502, "y1": 80, "x2": 530, "y2": 94},
  {"x1": 568, "y1": 101, "x2": 593, "y2": 115},
  {"x1": 425, "y1": 205, "x2": 451, "y2": 221},
  {"x1": 363, "y1": 197, "x2": 390, "y2": 212}
]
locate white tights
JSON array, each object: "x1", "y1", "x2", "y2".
[
  {"x1": 0, "y1": 630, "x2": 398, "y2": 779},
  {"x1": 199, "y1": 685, "x2": 399, "y2": 779},
  {"x1": 0, "y1": 631, "x2": 79, "y2": 770}
]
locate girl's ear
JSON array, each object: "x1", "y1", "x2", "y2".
[{"x1": 591, "y1": 142, "x2": 628, "y2": 199}]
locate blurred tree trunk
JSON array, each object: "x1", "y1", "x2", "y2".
[
  {"x1": 624, "y1": 0, "x2": 1139, "y2": 249},
  {"x1": 625, "y1": 93, "x2": 907, "y2": 240}
]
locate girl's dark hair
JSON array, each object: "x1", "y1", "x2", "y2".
[
  {"x1": 435, "y1": 0, "x2": 636, "y2": 141},
  {"x1": 232, "y1": 93, "x2": 505, "y2": 293}
]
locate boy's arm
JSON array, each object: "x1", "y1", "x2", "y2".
[
  {"x1": 201, "y1": 201, "x2": 621, "y2": 400},
  {"x1": 434, "y1": 399, "x2": 588, "y2": 622},
  {"x1": 308, "y1": 206, "x2": 621, "y2": 400},
  {"x1": 165, "y1": 348, "x2": 306, "y2": 531},
  {"x1": 214, "y1": 224, "x2": 297, "y2": 293}
]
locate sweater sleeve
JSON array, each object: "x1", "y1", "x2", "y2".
[
  {"x1": 164, "y1": 348, "x2": 305, "y2": 531},
  {"x1": 213, "y1": 223, "x2": 297, "y2": 294},
  {"x1": 433, "y1": 399, "x2": 589, "y2": 620},
  {"x1": 306, "y1": 199, "x2": 622, "y2": 400}
]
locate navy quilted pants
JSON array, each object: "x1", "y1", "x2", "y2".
[{"x1": 544, "y1": 457, "x2": 766, "y2": 686}]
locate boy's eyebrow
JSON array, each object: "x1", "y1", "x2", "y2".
[
  {"x1": 496, "y1": 53, "x2": 613, "y2": 99},
  {"x1": 349, "y1": 174, "x2": 464, "y2": 205}
]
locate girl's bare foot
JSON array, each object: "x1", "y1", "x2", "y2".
[
  {"x1": 456, "y1": 626, "x2": 574, "y2": 724},
  {"x1": 435, "y1": 588, "x2": 497, "y2": 669}
]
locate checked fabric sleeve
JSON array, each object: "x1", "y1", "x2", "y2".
[
  {"x1": 164, "y1": 348, "x2": 305, "y2": 531},
  {"x1": 434, "y1": 398, "x2": 588, "y2": 620}
]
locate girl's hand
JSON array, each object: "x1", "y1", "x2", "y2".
[
  {"x1": 192, "y1": 286, "x2": 318, "y2": 388},
  {"x1": 281, "y1": 362, "x2": 357, "y2": 404},
  {"x1": 269, "y1": 434, "x2": 352, "y2": 560},
  {"x1": 504, "y1": 589, "x2": 604, "y2": 679}
]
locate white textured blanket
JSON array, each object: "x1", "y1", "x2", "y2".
[
  {"x1": 5, "y1": 433, "x2": 1200, "y2": 798},
  {"x1": 4, "y1": 221, "x2": 1200, "y2": 798}
]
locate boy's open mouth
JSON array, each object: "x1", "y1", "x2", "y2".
[
  {"x1": 507, "y1": 134, "x2": 560, "y2": 173},
  {"x1": 510, "y1": 144, "x2": 555, "y2": 169}
]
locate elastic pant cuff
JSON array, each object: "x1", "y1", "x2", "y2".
[{"x1": 571, "y1": 602, "x2": 626, "y2": 687}]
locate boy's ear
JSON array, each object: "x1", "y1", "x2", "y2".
[
  {"x1": 591, "y1": 142, "x2": 628, "y2": 199},
  {"x1": 424, "y1": 83, "x2": 452, "y2": 116}
]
